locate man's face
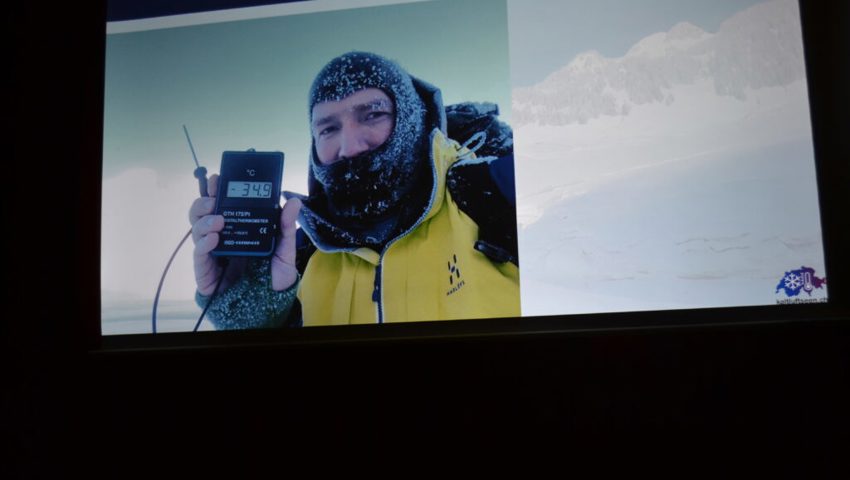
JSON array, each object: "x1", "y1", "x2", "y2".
[{"x1": 311, "y1": 88, "x2": 395, "y2": 165}]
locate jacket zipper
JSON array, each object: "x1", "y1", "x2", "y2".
[
  {"x1": 370, "y1": 130, "x2": 442, "y2": 325},
  {"x1": 372, "y1": 263, "x2": 383, "y2": 324}
]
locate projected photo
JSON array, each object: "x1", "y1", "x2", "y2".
[
  {"x1": 509, "y1": 0, "x2": 827, "y2": 315},
  {"x1": 102, "y1": 0, "x2": 827, "y2": 336},
  {"x1": 102, "y1": 0, "x2": 517, "y2": 333}
]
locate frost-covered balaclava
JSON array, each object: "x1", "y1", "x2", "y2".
[{"x1": 307, "y1": 51, "x2": 427, "y2": 222}]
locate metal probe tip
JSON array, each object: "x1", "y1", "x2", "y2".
[{"x1": 183, "y1": 124, "x2": 201, "y2": 169}]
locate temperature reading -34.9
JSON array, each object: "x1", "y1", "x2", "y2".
[{"x1": 227, "y1": 181, "x2": 272, "y2": 198}]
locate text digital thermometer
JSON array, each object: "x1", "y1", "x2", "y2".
[{"x1": 212, "y1": 150, "x2": 284, "y2": 257}]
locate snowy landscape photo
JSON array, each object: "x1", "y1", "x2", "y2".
[{"x1": 509, "y1": 0, "x2": 827, "y2": 316}]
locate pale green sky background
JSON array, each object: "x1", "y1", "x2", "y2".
[{"x1": 103, "y1": 0, "x2": 511, "y2": 183}]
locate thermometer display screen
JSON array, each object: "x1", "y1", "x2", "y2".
[{"x1": 227, "y1": 181, "x2": 272, "y2": 199}]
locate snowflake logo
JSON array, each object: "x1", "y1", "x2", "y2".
[
  {"x1": 775, "y1": 266, "x2": 826, "y2": 297},
  {"x1": 783, "y1": 273, "x2": 802, "y2": 290}
]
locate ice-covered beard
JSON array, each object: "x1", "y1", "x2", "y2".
[{"x1": 310, "y1": 133, "x2": 424, "y2": 221}]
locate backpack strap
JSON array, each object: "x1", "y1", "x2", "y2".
[
  {"x1": 445, "y1": 102, "x2": 519, "y2": 266},
  {"x1": 447, "y1": 155, "x2": 519, "y2": 266}
]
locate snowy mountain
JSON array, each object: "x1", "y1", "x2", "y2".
[
  {"x1": 512, "y1": 0, "x2": 806, "y2": 126},
  {"x1": 512, "y1": 0, "x2": 825, "y2": 316}
]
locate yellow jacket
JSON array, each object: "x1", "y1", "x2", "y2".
[{"x1": 297, "y1": 129, "x2": 520, "y2": 325}]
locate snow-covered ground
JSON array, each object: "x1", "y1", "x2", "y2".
[
  {"x1": 514, "y1": 0, "x2": 827, "y2": 316},
  {"x1": 517, "y1": 135, "x2": 825, "y2": 316},
  {"x1": 101, "y1": 296, "x2": 215, "y2": 335}
]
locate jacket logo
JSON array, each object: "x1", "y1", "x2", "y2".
[{"x1": 447, "y1": 254, "x2": 466, "y2": 296}]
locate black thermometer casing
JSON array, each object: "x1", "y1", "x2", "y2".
[{"x1": 211, "y1": 150, "x2": 284, "y2": 257}]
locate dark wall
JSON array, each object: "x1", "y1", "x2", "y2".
[{"x1": 9, "y1": 1, "x2": 849, "y2": 476}]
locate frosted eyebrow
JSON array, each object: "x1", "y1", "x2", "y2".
[
  {"x1": 353, "y1": 99, "x2": 394, "y2": 114},
  {"x1": 312, "y1": 99, "x2": 394, "y2": 129}
]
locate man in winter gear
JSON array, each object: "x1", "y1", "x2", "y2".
[
  {"x1": 190, "y1": 52, "x2": 520, "y2": 328},
  {"x1": 302, "y1": 52, "x2": 432, "y2": 251}
]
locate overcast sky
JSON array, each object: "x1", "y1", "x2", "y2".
[{"x1": 507, "y1": 0, "x2": 767, "y2": 87}]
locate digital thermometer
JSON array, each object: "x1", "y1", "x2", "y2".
[{"x1": 211, "y1": 150, "x2": 284, "y2": 257}]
